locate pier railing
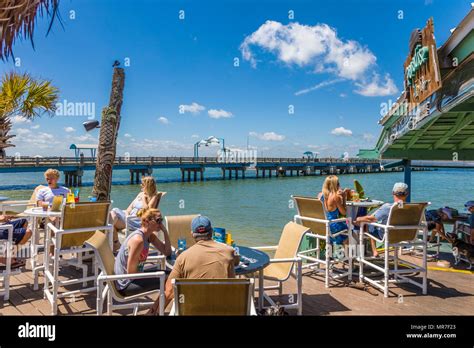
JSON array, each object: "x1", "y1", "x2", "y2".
[{"x1": 0, "y1": 156, "x2": 380, "y2": 168}]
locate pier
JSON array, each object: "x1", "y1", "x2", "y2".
[{"x1": 0, "y1": 156, "x2": 411, "y2": 186}]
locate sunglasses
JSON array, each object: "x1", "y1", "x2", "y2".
[{"x1": 152, "y1": 217, "x2": 163, "y2": 224}]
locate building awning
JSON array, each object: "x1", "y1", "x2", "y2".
[{"x1": 376, "y1": 56, "x2": 473, "y2": 161}]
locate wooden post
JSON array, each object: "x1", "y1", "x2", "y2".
[
  {"x1": 235, "y1": 169, "x2": 238, "y2": 180},
  {"x1": 181, "y1": 169, "x2": 184, "y2": 182},
  {"x1": 193, "y1": 170, "x2": 197, "y2": 182},
  {"x1": 228, "y1": 169, "x2": 232, "y2": 180},
  {"x1": 187, "y1": 170, "x2": 191, "y2": 182},
  {"x1": 92, "y1": 66, "x2": 125, "y2": 201},
  {"x1": 222, "y1": 168, "x2": 225, "y2": 180},
  {"x1": 200, "y1": 169, "x2": 204, "y2": 181}
]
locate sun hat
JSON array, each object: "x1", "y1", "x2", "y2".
[
  {"x1": 392, "y1": 182, "x2": 409, "y2": 195},
  {"x1": 439, "y1": 207, "x2": 453, "y2": 219},
  {"x1": 191, "y1": 215, "x2": 213, "y2": 234}
]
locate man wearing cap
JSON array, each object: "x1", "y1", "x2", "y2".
[
  {"x1": 465, "y1": 201, "x2": 474, "y2": 244},
  {"x1": 147, "y1": 215, "x2": 239, "y2": 315},
  {"x1": 355, "y1": 182, "x2": 409, "y2": 257}
]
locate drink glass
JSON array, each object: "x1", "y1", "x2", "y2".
[
  {"x1": 41, "y1": 201, "x2": 49, "y2": 211},
  {"x1": 67, "y1": 193, "x2": 75, "y2": 204},
  {"x1": 51, "y1": 195, "x2": 63, "y2": 211},
  {"x1": 178, "y1": 237, "x2": 186, "y2": 252},
  {"x1": 352, "y1": 192, "x2": 360, "y2": 202}
]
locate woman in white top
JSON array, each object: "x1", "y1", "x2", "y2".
[{"x1": 110, "y1": 176, "x2": 162, "y2": 252}]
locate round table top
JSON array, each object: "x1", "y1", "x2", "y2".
[
  {"x1": 0, "y1": 196, "x2": 9, "y2": 202},
  {"x1": 23, "y1": 207, "x2": 62, "y2": 218},
  {"x1": 234, "y1": 245, "x2": 270, "y2": 276},
  {"x1": 346, "y1": 199, "x2": 384, "y2": 208},
  {"x1": 166, "y1": 244, "x2": 270, "y2": 276}
]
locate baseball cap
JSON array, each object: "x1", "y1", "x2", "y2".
[
  {"x1": 464, "y1": 201, "x2": 474, "y2": 209},
  {"x1": 392, "y1": 182, "x2": 409, "y2": 195},
  {"x1": 191, "y1": 215, "x2": 213, "y2": 234}
]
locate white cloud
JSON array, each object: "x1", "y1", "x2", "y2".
[
  {"x1": 191, "y1": 134, "x2": 200, "y2": 139},
  {"x1": 64, "y1": 127, "x2": 75, "y2": 133},
  {"x1": 249, "y1": 131, "x2": 285, "y2": 141},
  {"x1": 73, "y1": 134, "x2": 96, "y2": 142},
  {"x1": 331, "y1": 127, "x2": 353, "y2": 136},
  {"x1": 354, "y1": 73, "x2": 398, "y2": 97},
  {"x1": 241, "y1": 20, "x2": 397, "y2": 97},
  {"x1": 241, "y1": 21, "x2": 375, "y2": 80},
  {"x1": 178, "y1": 102, "x2": 205, "y2": 114},
  {"x1": 294, "y1": 78, "x2": 343, "y2": 96},
  {"x1": 15, "y1": 128, "x2": 31, "y2": 136},
  {"x1": 339, "y1": 93, "x2": 347, "y2": 98},
  {"x1": 208, "y1": 109, "x2": 233, "y2": 119},
  {"x1": 158, "y1": 116, "x2": 170, "y2": 124},
  {"x1": 11, "y1": 115, "x2": 30, "y2": 124},
  {"x1": 30, "y1": 124, "x2": 40, "y2": 129},
  {"x1": 124, "y1": 133, "x2": 132, "y2": 138}
]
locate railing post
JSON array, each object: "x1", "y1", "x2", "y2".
[{"x1": 150, "y1": 156, "x2": 154, "y2": 165}]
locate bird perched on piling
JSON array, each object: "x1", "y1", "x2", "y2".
[{"x1": 112, "y1": 60, "x2": 120, "y2": 67}]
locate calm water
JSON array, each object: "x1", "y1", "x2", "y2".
[{"x1": 1, "y1": 169, "x2": 473, "y2": 246}]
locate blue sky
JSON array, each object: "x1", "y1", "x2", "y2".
[{"x1": 1, "y1": 0, "x2": 470, "y2": 157}]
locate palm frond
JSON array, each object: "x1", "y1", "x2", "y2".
[{"x1": 0, "y1": 0, "x2": 61, "y2": 60}]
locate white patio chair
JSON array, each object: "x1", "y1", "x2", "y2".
[
  {"x1": 292, "y1": 195, "x2": 351, "y2": 287},
  {"x1": 359, "y1": 201, "x2": 429, "y2": 297},
  {"x1": 85, "y1": 230, "x2": 166, "y2": 316},
  {"x1": 252, "y1": 221, "x2": 308, "y2": 315},
  {"x1": 0, "y1": 224, "x2": 15, "y2": 301},
  {"x1": 44, "y1": 202, "x2": 113, "y2": 315},
  {"x1": 169, "y1": 278, "x2": 256, "y2": 316}
]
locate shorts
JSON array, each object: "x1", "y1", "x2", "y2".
[
  {"x1": 117, "y1": 266, "x2": 170, "y2": 297},
  {"x1": 0, "y1": 218, "x2": 28, "y2": 244},
  {"x1": 368, "y1": 225, "x2": 384, "y2": 240}
]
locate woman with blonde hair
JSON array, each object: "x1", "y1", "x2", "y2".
[
  {"x1": 114, "y1": 207, "x2": 171, "y2": 296},
  {"x1": 317, "y1": 175, "x2": 351, "y2": 245},
  {"x1": 110, "y1": 176, "x2": 163, "y2": 252}
]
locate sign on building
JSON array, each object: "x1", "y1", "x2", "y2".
[{"x1": 403, "y1": 18, "x2": 442, "y2": 108}]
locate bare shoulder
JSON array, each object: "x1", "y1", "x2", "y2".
[{"x1": 129, "y1": 234, "x2": 144, "y2": 248}]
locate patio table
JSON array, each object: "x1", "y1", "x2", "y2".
[
  {"x1": 22, "y1": 207, "x2": 62, "y2": 290},
  {"x1": 345, "y1": 199, "x2": 384, "y2": 279}
]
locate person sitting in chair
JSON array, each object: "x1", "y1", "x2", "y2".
[
  {"x1": 147, "y1": 215, "x2": 239, "y2": 315},
  {"x1": 355, "y1": 183, "x2": 409, "y2": 257},
  {"x1": 0, "y1": 214, "x2": 32, "y2": 269},
  {"x1": 114, "y1": 208, "x2": 172, "y2": 296}
]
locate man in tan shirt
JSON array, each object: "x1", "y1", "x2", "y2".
[{"x1": 148, "y1": 215, "x2": 239, "y2": 315}]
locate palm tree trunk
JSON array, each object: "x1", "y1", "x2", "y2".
[{"x1": 92, "y1": 67, "x2": 125, "y2": 201}]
